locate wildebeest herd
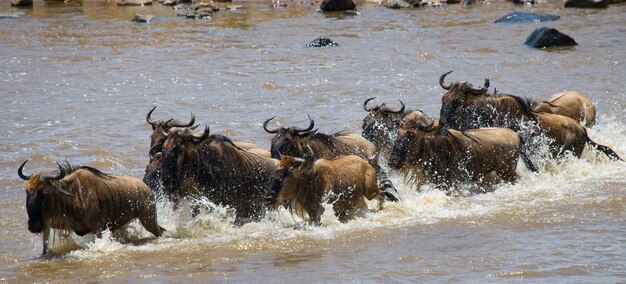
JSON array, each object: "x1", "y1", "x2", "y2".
[{"x1": 18, "y1": 72, "x2": 622, "y2": 255}]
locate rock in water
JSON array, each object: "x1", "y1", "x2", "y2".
[
  {"x1": 564, "y1": 0, "x2": 609, "y2": 8},
  {"x1": 382, "y1": 0, "x2": 421, "y2": 9},
  {"x1": 494, "y1": 12, "x2": 560, "y2": 23},
  {"x1": 306, "y1": 37, "x2": 338, "y2": 47},
  {"x1": 117, "y1": 0, "x2": 152, "y2": 5},
  {"x1": 132, "y1": 13, "x2": 155, "y2": 23},
  {"x1": 11, "y1": 0, "x2": 32, "y2": 6},
  {"x1": 525, "y1": 27, "x2": 577, "y2": 48},
  {"x1": 320, "y1": 0, "x2": 356, "y2": 11}
]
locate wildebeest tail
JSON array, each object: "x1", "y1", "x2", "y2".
[
  {"x1": 588, "y1": 140, "x2": 623, "y2": 161},
  {"x1": 518, "y1": 135, "x2": 538, "y2": 172}
]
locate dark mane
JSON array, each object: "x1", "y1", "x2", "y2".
[
  {"x1": 508, "y1": 94, "x2": 538, "y2": 122},
  {"x1": 311, "y1": 130, "x2": 351, "y2": 147},
  {"x1": 56, "y1": 161, "x2": 113, "y2": 179}
]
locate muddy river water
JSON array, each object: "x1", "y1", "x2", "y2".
[{"x1": 0, "y1": 0, "x2": 625, "y2": 282}]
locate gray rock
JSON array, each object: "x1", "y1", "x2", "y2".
[
  {"x1": 117, "y1": 0, "x2": 152, "y2": 5},
  {"x1": 132, "y1": 13, "x2": 155, "y2": 23},
  {"x1": 495, "y1": 12, "x2": 560, "y2": 23},
  {"x1": 382, "y1": 0, "x2": 421, "y2": 8},
  {"x1": 525, "y1": 27, "x2": 577, "y2": 48},
  {"x1": 0, "y1": 12, "x2": 26, "y2": 18},
  {"x1": 306, "y1": 37, "x2": 338, "y2": 47}
]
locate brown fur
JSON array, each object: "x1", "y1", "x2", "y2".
[
  {"x1": 267, "y1": 155, "x2": 384, "y2": 224},
  {"x1": 24, "y1": 165, "x2": 163, "y2": 254},
  {"x1": 160, "y1": 130, "x2": 278, "y2": 223},
  {"x1": 390, "y1": 111, "x2": 525, "y2": 188},
  {"x1": 439, "y1": 76, "x2": 619, "y2": 159},
  {"x1": 531, "y1": 91, "x2": 596, "y2": 127}
]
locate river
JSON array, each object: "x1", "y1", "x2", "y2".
[{"x1": 1, "y1": 0, "x2": 625, "y2": 282}]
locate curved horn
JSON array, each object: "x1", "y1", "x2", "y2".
[
  {"x1": 146, "y1": 106, "x2": 158, "y2": 127},
  {"x1": 53, "y1": 161, "x2": 67, "y2": 180},
  {"x1": 295, "y1": 115, "x2": 315, "y2": 133},
  {"x1": 193, "y1": 125, "x2": 211, "y2": 141},
  {"x1": 439, "y1": 71, "x2": 453, "y2": 90},
  {"x1": 417, "y1": 119, "x2": 436, "y2": 132},
  {"x1": 168, "y1": 113, "x2": 196, "y2": 128},
  {"x1": 263, "y1": 117, "x2": 279, "y2": 134},
  {"x1": 483, "y1": 78, "x2": 490, "y2": 90},
  {"x1": 384, "y1": 100, "x2": 405, "y2": 114},
  {"x1": 363, "y1": 97, "x2": 376, "y2": 112},
  {"x1": 17, "y1": 160, "x2": 32, "y2": 180}
]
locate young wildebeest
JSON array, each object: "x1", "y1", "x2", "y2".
[
  {"x1": 265, "y1": 155, "x2": 386, "y2": 224},
  {"x1": 437, "y1": 71, "x2": 621, "y2": 161},
  {"x1": 531, "y1": 91, "x2": 596, "y2": 128},
  {"x1": 159, "y1": 126, "x2": 277, "y2": 224},
  {"x1": 263, "y1": 115, "x2": 399, "y2": 201},
  {"x1": 18, "y1": 160, "x2": 164, "y2": 255},
  {"x1": 388, "y1": 110, "x2": 538, "y2": 189}
]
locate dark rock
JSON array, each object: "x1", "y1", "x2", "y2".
[
  {"x1": 512, "y1": 0, "x2": 535, "y2": 4},
  {"x1": 132, "y1": 13, "x2": 154, "y2": 23},
  {"x1": 306, "y1": 37, "x2": 338, "y2": 47},
  {"x1": 495, "y1": 12, "x2": 560, "y2": 23},
  {"x1": 382, "y1": 0, "x2": 421, "y2": 8},
  {"x1": 117, "y1": 0, "x2": 152, "y2": 5},
  {"x1": 11, "y1": 0, "x2": 32, "y2": 6},
  {"x1": 525, "y1": 27, "x2": 577, "y2": 48},
  {"x1": 564, "y1": 0, "x2": 609, "y2": 8},
  {"x1": 320, "y1": 0, "x2": 356, "y2": 11},
  {"x1": 0, "y1": 12, "x2": 26, "y2": 18}
]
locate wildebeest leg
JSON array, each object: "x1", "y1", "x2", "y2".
[
  {"x1": 42, "y1": 228, "x2": 50, "y2": 256},
  {"x1": 497, "y1": 166, "x2": 519, "y2": 184},
  {"x1": 368, "y1": 158, "x2": 400, "y2": 202},
  {"x1": 588, "y1": 140, "x2": 623, "y2": 161}
]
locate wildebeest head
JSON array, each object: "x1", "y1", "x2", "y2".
[
  {"x1": 389, "y1": 111, "x2": 437, "y2": 169},
  {"x1": 438, "y1": 71, "x2": 490, "y2": 129},
  {"x1": 263, "y1": 115, "x2": 316, "y2": 159},
  {"x1": 146, "y1": 106, "x2": 196, "y2": 151},
  {"x1": 159, "y1": 125, "x2": 212, "y2": 195},
  {"x1": 18, "y1": 160, "x2": 74, "y2": 233},
  {"x1": 265, "y1": 155, "x2": 313, "y2": 208},
  {"x1": 361, "y1": 97, "x2": 406, "y2": 147}
]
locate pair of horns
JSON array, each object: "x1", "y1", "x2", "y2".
[
  {"x1": 439, "y1": 71, "x2": 489, "y2": 92},
  {"x1": 160, "y1": 125, "x2": 211, "y2": 142},
  {"x1": 263, "y1": 115, "x2": 315, "y2": 134},
  {"x1": 18, "y1": 160, "x2": 67, "y2": 181},
  {"x1": 146, "y1": 106, "x2": 196, "y2": 128},
  {"x1": 363, "y1": 98, "x2": 406, "y2": 113}
]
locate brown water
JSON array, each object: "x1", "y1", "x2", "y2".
[{"x1": 1, "y1": 0, "x2": 625, "y2": 282}]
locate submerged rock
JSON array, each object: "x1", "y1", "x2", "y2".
[
  {"x1": 132, "y1": 13, "x2": 155, "y2": 23},
  {"x1": 306, "y1": 37, "x2": 338, "y2": 47},
  {"x1": 564, "y1": 0, "x2": 609, "y2": 8},
  {"x1": 525, "y1": 27, "x2": 577, "y2": 48},
  {"x1": 494, "y1": 12, "x2": 560, "y2": 23},
  {"x1": 320, "y1": 0, "x2": 356, "y2": 11},
  {"x1": 117, "y1": 0, "x2": 152, "y2": 5},
  {"x1": 0, "y1": 12, "x2": 26, "y2": 18},
  {"x1": 382, "y1": 0, "x2": 421, "y2": 9}
]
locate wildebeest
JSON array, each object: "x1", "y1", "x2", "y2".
[
  {"x1": 265, "y1": 155, "x2": 385, "y2": 224},
  {"x1": 389, "y1": 110, "x2": 538, "y2": 188},
  {"x1": 144, "y1": 107, "x2": 196, "y2": 193},
  {"x1": 438, "y1": 71, "x2": 621, "y2": 161},
  {"x1": 263, "y1": 115, "x2": 398, "y2": 201},
  {"x1": 159, "y1": 125, "x2": 277, "y2": 224},
  {"x1": 361, "y1": 97, "x2": 408, "y2": 160},
  {"x1": 530, "y1": 90, "x2": 596, "y2": 127},
  {"x1": 18, "y1": 160, "x2": 164, "y2": 255},
  {"x1": 144, "y1": 107, "x2": 270, "y2": 195}
]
